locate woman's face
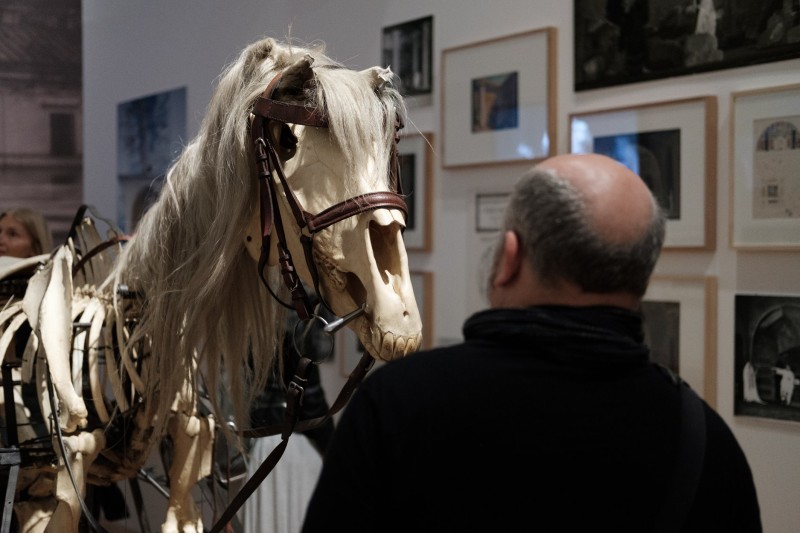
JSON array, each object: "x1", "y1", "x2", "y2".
[{"x1": 0, "y1": 214, "x2": 36, "y2": 258}]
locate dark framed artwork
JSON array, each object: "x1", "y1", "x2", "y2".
[
  {"x1": 397, "y1": 132, "x2": 434, "y2": 252},
  {"x1": 643, "y1": 276, "x2": 717, "y2": 406},
  {"x1": 735, "y1": 293, "x2": 800, "y2": 423},
  {"x1": 574, "y1": 0, "x2": 800, "y2": 91},
  {"x1": 382, "y1": 15, "x2": 433, "y2": 106}
]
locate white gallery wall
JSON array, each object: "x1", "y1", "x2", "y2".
[{"x1": 82, "y1": 1, "x2": 800, "y2": 531}]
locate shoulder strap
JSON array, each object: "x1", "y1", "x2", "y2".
[{"x1": 652, "y1": 365, "x2": 707, "y2": 532}]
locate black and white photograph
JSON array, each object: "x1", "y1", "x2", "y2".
[
  {"x1": 575, "y1": 0, "x2": 800, "y2": 91},
  {"x1": 735, "y1": 293, "x2": 800, "y2": 423},
  {"x1": 381, "y1": 15, "x2": 433, "y2": 104}
]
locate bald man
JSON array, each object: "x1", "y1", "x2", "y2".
[{"x1": 302, "y1": 154, "x2": 761, "y2": 533}]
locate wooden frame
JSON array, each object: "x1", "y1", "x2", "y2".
[
  {"x1": 382, "y1": 15, "x2": 433, "y2": 106},
  {"x1": 734, "y1": 292, "x2": 800, "y2": 423},
  {"x1": 338, "y1": 270, "x2": 434, "y2": 378},
  {"x1": 729, "y1": 83, "x2": 800, "y2": 250},
  {"x1": 441, "y1": 27, "x2": 557, "y2": 168},
  {"x1": 569, "y1": 96, "x2": 717, "y2": 250},
  {"x1": 398, "y1": 132, "x2": 434, "y2": 252},
  {"x1": 574, "y1": 0, "x2": 800, "y2": 91},
  {"x1": 643, "y1": 275, "x2": 717, "y2": 407}
]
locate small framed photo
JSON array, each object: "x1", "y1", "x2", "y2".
[
  {"x1": 643, "y1": 275, "x2": 718, "y2": 406},
  {"x1": 398, "y1": 132, "x2": 434, "y2": 252},
  {"x1": 734, "y1": 293, "x2": 800, "y2": 423},
  {"x1": 475, "y1": 193, "x2": 510, "y2": 233},
  {"x1": 337, "y1": 270, "x2": 434, "y2": 378},
  {"x1": 569, "y1": 96, "x2": 717, "y2": 250},
  {"x1": 441, "y1": 27, "x2": 557, "y2": 168},
  {"x1": 729, "y1": 83, "x2": 800, "y2": 250},
  {"x1": 382, "y1": 15, "x2": 433, "y2": 106}
]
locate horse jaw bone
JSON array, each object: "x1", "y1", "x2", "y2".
[{"x1": 314, "y1": 207, "x2": 422, "y2": 361}]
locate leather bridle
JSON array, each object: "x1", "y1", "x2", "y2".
[
  {"x1": 249, "y1": 69, "x2": 407, "y2": 322},
  {"x1": 209, "y1": 68, "x2": 408, "y2": 533}
]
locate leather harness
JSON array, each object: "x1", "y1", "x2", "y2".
[{"x1": 209, "y1": 68, "x2": 407, "y2": 532}]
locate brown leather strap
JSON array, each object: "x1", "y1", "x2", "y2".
[
  {"x1": 305, "y1": 192, "x2": 408, "y2": 233},
  {"x1": 252, "y1": 97, "x2": 328, "y2": 128},
  {"x1": 209, "y1": 358, "x2": 313, "y2": 533}
]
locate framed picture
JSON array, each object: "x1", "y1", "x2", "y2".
[
  {"x1": 117, "y1": 86, "x2": 186, "y2": 233},
  {"x1": 441, "y1": 27, "x2": 557, "y2": 168},
  {"x1": 734, "y1": 293, "x2": 800, "y2": 423},
  {"x1": 729, "y1": 83, "x2": 800, "y2": 250},
  {"x1": 338, "y1": 270, "x2": 434, "y2": 378},
  {"x1": 642, "y1": 275, "x2": 717, "y2": 407},
  {"x1": 475, "y1": 193, "x2": 510, "y2": 233},
  {"x1": 569, "y1": 96, "x2": 717, "y2": 250},
  {"x1": 398, "y1": 132, "x2": 433, "y2": 252},
  {"x1": 574, "y1": 0, "x2": 800, "y2": 91},
  {"x1": 382, "y1": 15, "x2": 433, "y2": 106}
]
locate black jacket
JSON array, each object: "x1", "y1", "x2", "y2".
[{"x1": 302, "y1": 305, "x2": 761, "y2": 532}]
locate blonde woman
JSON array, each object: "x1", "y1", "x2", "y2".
[{"x1": 0, "y1": 207, "x2": 53, "y2": 258}]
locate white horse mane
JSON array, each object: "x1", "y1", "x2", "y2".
[{"x1": 108, "y1": 37, "x2": 408, "y2": 441}]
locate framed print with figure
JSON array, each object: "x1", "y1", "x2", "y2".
[
  {"x1": 569, "y1": 96, "x2": 717, "y2": 250},
  {"x1": 382, "y1": 15, "x2": 433, "y2": 106}
]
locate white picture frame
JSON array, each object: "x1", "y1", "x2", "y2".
[{"x1": 398, "y1": 132, "x2": 433, "y2": 252}]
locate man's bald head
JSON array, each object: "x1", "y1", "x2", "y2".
[
  {"x1": 491, "y1": 153, "x2": 665, "y2": 304},
  {"x1": 536, "y1": 153, "x2": 657, "y2": 246}
]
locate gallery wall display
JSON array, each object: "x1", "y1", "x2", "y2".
[
  {"x1": 574, "y1": 0, "x2": 800, "y2": 91},
  {"x1": 117, "y1": 86, "x2": 187, "y2": 233},
  {"x1": 734, "y1": 293, "x2": 800, "y2": 423},
  {"x1": 398, "y1": 132, "x2": 434, "y2": 252},
  {"x1": 441, "y1": 27, "x2": 557, "y2": 168},
  {"x1": 569, "y1": 96, "x2": 717, "y2": 250},
  {"x1": 729, "y1": 83, "x2": 800, "y2": 250},
  {"x1": 382, "y1": 15, "x2": 433, "y2": 106},
  {"x1": 642, "y1": 275, "x2": 718, "y2": 406}
]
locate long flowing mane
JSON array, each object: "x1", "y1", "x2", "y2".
[{"x1": 108, "y1": 37, "x2": 407, "y2": 439}]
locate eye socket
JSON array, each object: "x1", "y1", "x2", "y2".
[{"x1": 279, "y1": 124, "x2": 298, "y2": 151}]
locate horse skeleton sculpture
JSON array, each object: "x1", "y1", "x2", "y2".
[{"x1": 0, "y1": 37, "x2": 422, "y2": 532}]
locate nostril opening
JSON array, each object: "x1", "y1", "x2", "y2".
[{"x1": 369, "y1": 220, "x2": 401, "y2": 286}]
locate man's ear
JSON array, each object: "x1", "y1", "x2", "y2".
[{"x1": 493, "y1": 230, "x2": 523, "y2": 287}]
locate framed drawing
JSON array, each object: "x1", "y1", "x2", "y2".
[
  {"x1": 574, "y1": 0, "x2": 800, "y2": 91},
  {"x1": 729, "y1": 83, "x2": 800, "y2": 250},
  {"x1": 382, "y1": 15, "x2": 433, "y2": 106},
  {"x1": 475, "y1": 193, "x2": 510, "y2": 233},
  {"x1": 569, "y1": 96, "x2": 717, "y2": 250},
  {"x1": 441, "y1": 27, "x2": 557, "y2": 168},
  {"x1": 338, "y1": 270, "x2": 434, "y2": 378},
  {"x1": 734, "y1": 293, "x2": 800, "y2": 423},
  {"x1": 642, "y1": 275, "x2": 717, "y2": 407},
  {"x1": 398, "y1": 132, "x2": 433, "y2": 252}
]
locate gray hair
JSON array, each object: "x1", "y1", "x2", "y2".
[{"x1": 503, "y1": 166, "x2": 665, "y2": 297}]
